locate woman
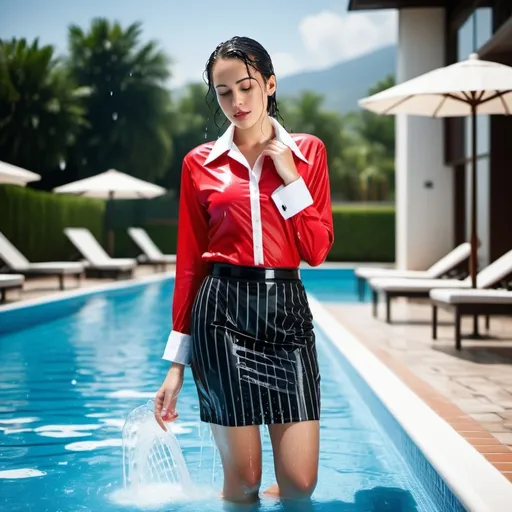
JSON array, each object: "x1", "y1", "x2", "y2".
[{"x1": 154, "y1": 36, "x2": 334, "y2": 504}]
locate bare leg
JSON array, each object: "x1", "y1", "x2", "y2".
[
  {"x1": 265, "y1": 420, "x2": 319, "y2": 500},
  {"x1": 211, "y1": 424, "x2": 262, "y2": 504}
]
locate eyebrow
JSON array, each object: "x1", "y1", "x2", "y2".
[{"x1": 215, "y1": 76, "x2": 252, "y2": 88}]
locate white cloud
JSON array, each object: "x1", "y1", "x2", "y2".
[
  {"x1": 299, "y1": 10, "x2": 397, "y2": 68},
  {"x1": 272, "y1": 52, "x2": 301, "y2": 78}
]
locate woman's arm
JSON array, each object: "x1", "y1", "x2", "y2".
[
  {"x1": 162, "y1": 156, "x2": 210, "y2": 365},
  {"x1": 271, "y1": 141, "x2": 334, "y2": 266}
]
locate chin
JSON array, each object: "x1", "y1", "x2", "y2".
[{"x1": 232, "y1": 115, "x2": 255, "y2": 129}]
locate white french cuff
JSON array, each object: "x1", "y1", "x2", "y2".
[
  {"x1": 271, "y1": 177, "x2": 314, "y2": 220},
  {"x1": 162, "y1": 330, "x2": 192, "y2": 366}
]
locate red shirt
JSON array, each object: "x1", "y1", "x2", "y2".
[{"x1": 163, "y1": 118, "x2": 333, "y2": 365}]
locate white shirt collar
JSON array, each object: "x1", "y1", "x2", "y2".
[{"x1": 204, "y1": 117, "x2": 309, "y2": 166}]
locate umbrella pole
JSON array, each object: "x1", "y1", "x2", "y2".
[
  {"x1": 470, "y1": 103, "x2": 477, "y2": 290},
  {"x1": 469, "y1": 103, "x2": 480, "y2": 337}
]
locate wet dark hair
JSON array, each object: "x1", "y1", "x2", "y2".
[{"x1": 203, "y1": 36, "x2": 282, "y2": 130}]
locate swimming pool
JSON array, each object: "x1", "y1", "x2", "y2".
[{"x1": 0, "y1": 271, "x2": 504, "y2": 511}]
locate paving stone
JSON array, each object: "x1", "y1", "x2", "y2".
[
  {"x1": 458, "y1": 403, "x2": 506, "y2": 414},
  {"x1": 481, "y1": 423, "x2": 512, "y2": 432},
  {"x1": 458, "y1": 377, "x2": 493, "y2": 385},
  {"x1": 470, "y1": 413, "x2": 504, "y2": 422},
  {"x1": 493, "y1": 433, "x2": 512, "y2": 445}
]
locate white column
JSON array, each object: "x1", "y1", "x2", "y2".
[{"x1": 395, "y1": 8, "x2": 453, "y2": 270}]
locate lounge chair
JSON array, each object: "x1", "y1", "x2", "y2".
[
  {"x1": 0, "y1": 231, "x2": 84, "y2": 290},
  {"x1": 0, "y1": 274, "x2": 24, "y2": 303},
  {"x1": 64, "y1": 228, "x2": 136, "y2": 279},
  {"x1": 368, "y1": 248, "x2": 512, "y2": 323},
  {"x1": 354, "y1": 242, "x2": 470, "y2": 300},
  {"x1": 430, "y1": 288, "x2": 512, "y2": 350},
  {"x1": 127, "y1": 227, "x2": 176, "y2": 271}
]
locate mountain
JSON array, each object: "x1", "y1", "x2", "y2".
[{"x1": 277, "y1": 45, "x2": 396, "y2": 114}]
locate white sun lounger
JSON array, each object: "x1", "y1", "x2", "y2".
[
  {"x1": 0, "y1": 274, "x2": 24, "y2": 302},
  {"x1": 354, "y1": 242, "x2": 471, "y2": 300},
  {"x1": 127, "y1": 227, "x2": 176, "y2": 271},
  {"x1": 429, "y1": 288, "x2": 512, "y2": 350},
  {"x1": 64, "y1": 228, "x2": 136, "y2": 278},
  {"x1": 0, "y1": 231, "x2": 84, "y2": 290},
  {"x1": 368, "y1": 248, "x2": 512, "y2": 322}
]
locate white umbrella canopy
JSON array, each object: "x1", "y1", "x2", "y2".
[
  {"x1": 359, "y1": 53, "x2": 512, "y2": 117},
  {"x1": 53, "y1": 169, "x2": 167, "y2": 199},
  {"x1": 0, "y1": 160, "x2": 41, "y2": 186},
  {"x1": 54, "y1": 169, "x2": 167, "y2": 255},
  {"x1": 358, "y1": 53, "x2": 512, "y2": 295}
]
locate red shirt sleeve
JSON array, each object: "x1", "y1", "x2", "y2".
[
  {"x1": 290, "y1": 141, "x2": 334, "y2": 266},
  {"x1": 171, "y1": 156, "x2": 211, "y2": 336}
]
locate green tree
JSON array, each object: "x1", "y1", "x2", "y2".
[
  {"x1": 0, "y1": 38, "x2": 88, "y2": 178},
  {"x1": 66, "y1": 18, "x2": 174, "y2": 183}
]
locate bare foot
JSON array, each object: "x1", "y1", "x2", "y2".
[{"x1": 262, "y1": 483, "x2": 280, "y2": 498}]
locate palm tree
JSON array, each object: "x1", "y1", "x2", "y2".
[
  {"x1": 67, "y1": 18, "x2": 174, "y2": 182},
  {"x1": 0, "y1": 38, "x2": 88, "y2": 179}
]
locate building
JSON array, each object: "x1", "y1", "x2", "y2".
[{"x1": 348, "y1": 0, "x2": 512, "y2": 270}]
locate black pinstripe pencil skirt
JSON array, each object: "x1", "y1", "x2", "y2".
[{"x1": 190, "y1": 263, "x2": 321, "y2": 427}]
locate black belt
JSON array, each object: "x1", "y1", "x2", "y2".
[{"x1": 211, "y1": 263, "x2": 300, "y2": 281}]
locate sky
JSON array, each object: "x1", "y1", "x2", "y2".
[{"x1": 0, "y1": 0, "x2": 397, "y2": 88}]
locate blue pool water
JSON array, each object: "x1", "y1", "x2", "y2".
[
  {"x1": 300, "y1": 268, "x2": 369, "y2": 303},
  {"x1": 0, "y1": 271, "x2": 462, "y2": 512}
]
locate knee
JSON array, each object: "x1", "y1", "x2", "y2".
[
  {"x1": 295, "y1": 475, "x2": 317, "y2": 497},
  {"x1": 239, "y1": 469, "x2": 262, "y2": 493},
  {"x1": 226, "y1": 466, "x2": 261, "y2": 497},
  {"x1": 282, "y1": 473, "x2": 317, "y2": 499}
]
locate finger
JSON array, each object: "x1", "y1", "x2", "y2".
[
  {"x1": 162, "y1": 390, "x2": 180, "y2": 423},
  {"x1": 261, "y1": 147, "x2": 278, "y2": 157},
  {"x1": 154, "y1": 391, "x2": 168, "y2": 432},
  {"x1": 269, "y1": 139, "x2": 286, "y2": 150}
]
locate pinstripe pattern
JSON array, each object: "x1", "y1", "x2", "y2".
[{"x1": 190, "y1": 272, "x2": 320, "y2": 426}]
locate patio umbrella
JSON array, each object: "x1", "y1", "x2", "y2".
[
  {"x1": 54, "y1": 169, "x2": 167, "y2": 255},
  {"x1": 0, "y1": 160, "x2": 41, "y2": 186},
  {"x1": 359, "y1": 53, "x2": 512, "y2": 290}
]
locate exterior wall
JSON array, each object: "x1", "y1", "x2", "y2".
[{"x1": 395, "y1": 8, "x2": 453, "y2": 269}]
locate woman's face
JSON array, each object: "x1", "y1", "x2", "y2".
[{"x1": 212, "y1": 57, "x2": 276, "y2": 129}]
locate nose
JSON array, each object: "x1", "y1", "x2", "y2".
[{"x1": 232, "y1": 90, "x2": 243, "y2": 108}]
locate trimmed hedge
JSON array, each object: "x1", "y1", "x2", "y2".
[
  {"x1": 0, "y1": 184, "x2": 105, "y2": 262},
  {"x1": 118, "y1": 205, "x2": 395, "y2": 263},
  {"x1": 329, "y1": 204, "x2": 395, "y2": 262}
]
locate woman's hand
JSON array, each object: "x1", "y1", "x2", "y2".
[
  {"x1": 154, "y1": 363, "x2": 185, "y2": 431},
  {"x1": 262, "y1": 139, "x2": 300, "y2": 186}
]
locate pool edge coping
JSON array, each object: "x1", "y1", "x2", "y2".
[{"x1": 307, "y1": 294, "x2": 512, "y2": 512}]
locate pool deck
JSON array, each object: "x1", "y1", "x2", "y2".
[{"x1": 2, "y1": 266, "x2": 512, "y2": 484}]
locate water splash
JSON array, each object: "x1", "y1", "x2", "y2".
[{"x1": 120, "y1": 399, "x2": 195, "y2": 505}]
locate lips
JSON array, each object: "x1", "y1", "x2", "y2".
[{"x1": 234, "y1": 111, "x2": 250, "y2": 119}]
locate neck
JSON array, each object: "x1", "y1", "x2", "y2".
[{"x1": 233, "y1": 114, "x2": 274, "y2": 148}]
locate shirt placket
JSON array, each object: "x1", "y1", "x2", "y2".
[{"x1": 250, "y1": 157, "x2": 264, "y2": 265}]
